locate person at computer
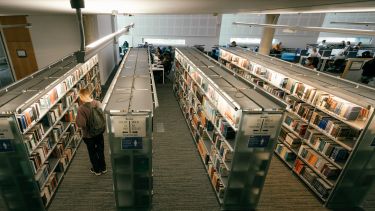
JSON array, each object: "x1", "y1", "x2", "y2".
[
  {"x1": 308, "y1": 47, "x2": 321, "y2": 58},
  {"x1": 318, "y1": 40, "x2": 327, "y2": 48},
  {"x1": 361, "y1": 56, "x2": 375, "y2": 84},
  {"x1": 327, "y1": 51, "x2": 346, "y2": 72},
  {"x1": 354, "y1": 42, "x2": 362, "y2": 50},
  {"x1": 304, "y1": 57, "x2": 319, "y2": 69},
  {"x1": 272, "y1": 42, "x2": 283, "y2": 54},
  {"x1": 339, "y1": 40, "x2": 346, "y2": 49},
  {"x1": 230, "y1": 41, "x2": 237, "y2": 47}
]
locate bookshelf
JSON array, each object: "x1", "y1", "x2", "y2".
[
  {"x1": 103, "y1": 48, "x2": 154, "y2": 211},
  {"x1": 0, "y1": 54, "x2": 101, "y2": 210},
  {"x1": 218, "y1": 47, "x2": 375, "y2": 209},
  {"x1": 173, "y1": 47, "x2": 285, "y2": 210}
]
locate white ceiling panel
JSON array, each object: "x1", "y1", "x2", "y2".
[{"x1": 0, "y1": 0, "x2": 375, "y2": 15}]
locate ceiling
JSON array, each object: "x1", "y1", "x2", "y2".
[{"x1": 0, "y1": 0, "x2": 375, "y2": 15}]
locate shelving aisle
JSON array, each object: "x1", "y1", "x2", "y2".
[
  {"x1": 152, "y1": 83, "x2": 219, "y2": 210},
  {"x1": 48, "y1": 136, "x2": 115, "y2": 211}
]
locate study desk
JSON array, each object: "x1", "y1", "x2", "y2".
[{"x1": 152, "y1": 64, "x2": 164, "y2": 84}]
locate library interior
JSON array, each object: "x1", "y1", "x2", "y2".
[{"x1": 1, "y1": 0, "x2": 375, "y2": 210}]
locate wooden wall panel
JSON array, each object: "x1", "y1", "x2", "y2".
[
  {"x1": 6, "y1": 42, "x2": 38, "y2": 79},
  {"x1": 0, "y1": 16, "x2": 38, "y2": 80}
]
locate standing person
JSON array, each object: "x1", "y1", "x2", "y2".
[{"x1": 76, "y1": 88, "x2": 107, "y2": 176}]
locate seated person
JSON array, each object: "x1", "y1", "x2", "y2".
[
  {"x1": 353, "y1": 42, "x2": 362, "y2": 50},
  {"x1": 361, "y1": 57, "x2": 375, "y2": 84},
  {"x1": 338, "y1": 40, "x2": 346, "y2": 49},
  {"x1": 308, "y1": 47, "x2": 321, "y2": 58},
  {"x1": 327, "y1": 52, "x2": 346, "y2": 73},
  {"x1": 304, "y1": 57, "x2": 320, "y2": 69},
  {"x1": 271, "y1": 42, "x2": 283, "y2": 54},
  {"x1": 318, "y1": 40, "x2": 327, "y2": 49},
  {"x1": 361, "y1": 51, "x2": 372, "y2": 58}
]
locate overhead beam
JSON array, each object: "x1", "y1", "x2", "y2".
[{"x1": 233, "y1": 22, "x2": 375, "y2": 36}]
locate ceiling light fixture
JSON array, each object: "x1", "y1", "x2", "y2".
[
  {"x1": 232, "y1": 22, "x2": 375, "y2": 36},
  {"x1": 330, "y1": 21, "x2": 375, "y2": 26}
]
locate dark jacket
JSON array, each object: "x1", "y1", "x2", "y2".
[
  {"x1": 76, "y1": 100, "x2": 101, "y2": 138},
  {"x1": 362, "y1": 59, "x2": 375, "y2": 78}
]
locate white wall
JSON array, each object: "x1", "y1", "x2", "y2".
[
  {"x1": 319, "y1": 12, "x2": 375, "y2": 45},
  {"x1": 219, "y1": 13, "x2": 325, "y2": 48},
  {"x1": 28, "y1": 15, "x2": 80, "y2": 69},
  {"x1": 96, "y1": 15, "x2": 116, "y2": 85},
  {"x1": 118, "y1": 14, "x2": 220, "y2": 51}
]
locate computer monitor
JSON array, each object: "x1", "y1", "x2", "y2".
[
  {"x1": 331, "y1": 49, "x2": 342, "y2": 56},
  {"x1": 346, "y1": 51, "x2": 358, "y2": 58},
  {"x1": 322, "y1": 50, "x2": 332, "y2": 57},
  {"x1": 300, "y1": 49, "x2": 308, "y2": 56}
]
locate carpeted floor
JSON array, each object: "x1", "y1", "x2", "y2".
[{"x1": 48, "y1": 82, "x2": 375, "y2": 211}]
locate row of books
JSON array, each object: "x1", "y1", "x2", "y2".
[
  {"x1": 42, "y1": 103, "x2": 64, "y2": 128},
  {"x1": 17, "y1": 62, "x2": 98, "y2": 133},
  {"x1": 275, "y1": 143, "x2": 297, "y2": 162},
  {"x1": 41, "y1": 141, "x2": 78, "y2": 206},
  {"x1": 29, "y1": 135, "x2": 56, "y2": 174},
  {"x1": 284, "y1": 115, "x2": 308, "y2": 137},
  {"x1": 24, "y1": 124, "x2": 45, "y2": 155},
  {"x1": 305, "y1": 129, "x2": 349, "y2": 163},
  {"x1": 61, "y1": 89, "x2": 78, "y2": 109},
  {"x1": 41, "y1": 172, "x2": 58, "y2": 206},
  {"x1": 64, "y1": 103, "x2": 79, "y2": 122},
  {"x1": 310, "y1": 111, "x2": 359, "y2": 139},
  {"x1": 208, "y1": 163, "x2": 225, "y2": 198},
  {"x1": 315, "y1": 95, "x2": 367, "y2": 121},
  {"x1": 211, "y1": 134, "x2": 232, "y2": 162},
  {"x1": 279, "y1": 127, "x2": 302, "y2": 149},
  {"x1": 298, "y1": 146, "x2": 341, "y2": 180},
  {"x1": 222, "y1": 50, "x2": 370, "y2": 124},
  {"x1": 294, "y1": 159, "x2": 332, "y2": 199}
]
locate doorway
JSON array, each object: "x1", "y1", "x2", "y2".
[{"x1": 0, "y1": 32, "x2": 14, "y2": 89}]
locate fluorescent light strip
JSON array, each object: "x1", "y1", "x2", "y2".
[
  {"x1": 330, "y1": 21, "x2": 375, "y2": 26},
  {"x1": 86, "y1": 23, "x2": 134, "y2": 49},
  {"x1": 232, "y1": 22, "x2": 375, "y2": 36}
]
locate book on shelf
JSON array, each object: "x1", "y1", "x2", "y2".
[
  {"x1": 312, "y1": 177, "x2": 332, "y2": 198},
  {"x1": 35, "y1": 164, "x2": 49, "y2": 189},
  {"x1": 293, "y1": 159, "x2": 305, "y2": 174},
  {"x1": 276, "y1": 143, "x2": 297, "y2": 161},
  {"x1": 301, "y1": 167, "x2": 318, "y2": 184},
  {"x1": 284, "y1": 133, "x2": 301, "y2": 148}
]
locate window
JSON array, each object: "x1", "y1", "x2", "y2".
[
  {"x1": 143, "y1": 38, "x2": 185, "y2": 46},
  {"x1": 229, "y1": 38, "x2": 279, "y2": 45},
  {"x1": 317, "y1": 37, "x2": 372, "y2": 44}
]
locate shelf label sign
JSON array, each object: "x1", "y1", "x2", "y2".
[
  {"x1": 0, "y1": 140, "x2": 14, "y2": 152},
  {"x1": 0, "y1": 119, "x2": 14, "y2": 140},
  {"x1": 242, "y1": 114, "x2": 281, "y2": 138},
  {"x1": 111, "y1": 116, "x2": 146, "y2": 137},
  {"x1": 121, "y1": 137, "x2": 143, "y2": 150},
  {"x1": 248, "y1": 135, "x2": 270, "y2": 148}
]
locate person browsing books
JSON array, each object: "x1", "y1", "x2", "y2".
[{"x1": 76, "y1": 88, "x2": 107, "y2": 176}]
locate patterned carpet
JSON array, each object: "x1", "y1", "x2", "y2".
[{"x1": 48, "y1": 82, "x2": 375, "y2": 211}]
